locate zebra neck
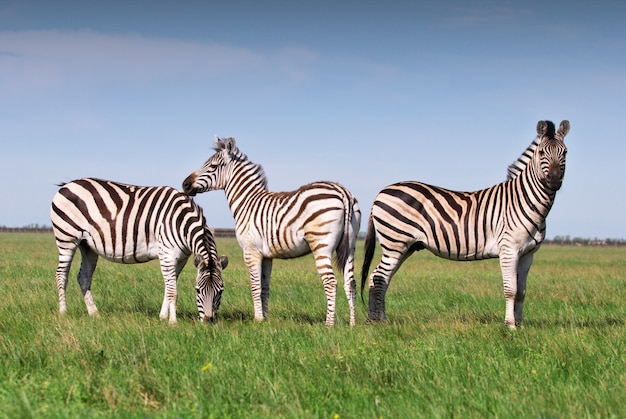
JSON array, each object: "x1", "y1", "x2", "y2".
[
  {"x1": 223, "y1": 161, "x2": 269, "y2": 219},
  {"x1": 516, "y1": 164, "x2": 557, "y2": 222}
]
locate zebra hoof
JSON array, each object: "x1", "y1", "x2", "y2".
[
  {"x1": 366, "y1": 317, "x2": 387, "y2": 324},
  {"x1": 505, "y1": 322, "x2": 517, "y2": 330},
  {"x1": 367, "y1": 311, "x2": 387, "y2": 323},
  {"x1": 200, "y1": 314, "x2": 218, "y2": 323}
]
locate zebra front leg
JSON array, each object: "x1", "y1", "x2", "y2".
[
  {"x1": 515, "y1": 252, "x2": 534, "y2": 327},
  {"x1": 159, "y1": 277, "x2": 178, "y2": 324},
  {"x1": 159, "y1": 293, "x2": 170, "y2": 321},
  {"x1": 158, "y1": 259, "x2": 180, "y2": 324},
  {"x1": 244, "y1": 252, "x2": 266, "y2": 322},
  {"x1": 261, "y1": 258, "x2": 273, "y2": 320},
  {"x1": 77, "y1": 244, "x2": 99, "y2": 316},
  {"x1": 499, "y1": 251, "x2": 520, "y2": 330}
]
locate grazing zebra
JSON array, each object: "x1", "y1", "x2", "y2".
[
  {"x1": 361, "y1": 120, "x2": 570, "y2": 329},
  {"x1": 182, "y1": 137, "x2": 361, "y2": 326},
  {"x1": 50, "y1": 177, "x2": 228, "y2": 324}
]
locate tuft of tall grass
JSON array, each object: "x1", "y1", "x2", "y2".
[{"x1": 0, "y1": 233, "x2": 624, "y2": 417}]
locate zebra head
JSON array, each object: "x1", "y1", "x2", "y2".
[
  {"x1": 533, "y1": 120, "x2": 570, "y2": 191},
  {"x1": 183, "y1": 136, "x2": 242, "y2": 196},
  {"x1": 194, "y1": 253, "x2": 228, "y2": 322}
]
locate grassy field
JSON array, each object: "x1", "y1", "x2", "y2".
[{"x1": 0, "y1": 233, "x2": 624, "y2": 418}]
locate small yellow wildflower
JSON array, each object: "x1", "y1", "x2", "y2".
[{"x1": 202, "y1": 362, "x2": 212, "y2": 372}]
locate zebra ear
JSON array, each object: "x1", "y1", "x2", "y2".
[
  {"x1": 556, "y1": 120, "x2": 570, "y2": 141},
  {"x1": 536, "y1": 121, "x2": 548, "y2": 136},
  {"x1": 219, "y1": 255, "x2": 229, "y2": 270},
  {"x1": 224, "y1": 137, "x2": 237, "y2": 153},
  {"x1": 536, "y1": 120, "x2": 556, "y2": 139},
  {"x1": 193, "y1": 254, "x2": 210, "y2": 268}
]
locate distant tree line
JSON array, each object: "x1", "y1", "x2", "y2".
[
  {"x1": 1, "y1": 225, "x2": 625, "y2": 246},
  {"x1": 544, "y1": 235, "x2": 626, "y2": 247},
  {"x1": 1, "y1": 224, "x2": 53, "y2": 233}
]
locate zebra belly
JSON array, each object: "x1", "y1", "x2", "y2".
[
  {"x1": 421, "y1": 236, "x2": 501, "y2": 261},
  {"x1": 424, "y1": 235, "x2": 540, "y2": 261},
  {"x1": 425, "y1": 245, "x2": 499, "y2": 261},
  {"x1": 82, "y1": 230, "x2": 160, "y2": 264},
  {"x1": 237, "y1": 228, "x2": 311, "y2": 259},
  {"x1": 267, "y1": 239, "x2": 311, "y2": 259}
]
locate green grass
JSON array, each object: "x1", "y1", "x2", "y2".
[{"x1": 1, "y1": 233, "x2": 624, "y2": 418}]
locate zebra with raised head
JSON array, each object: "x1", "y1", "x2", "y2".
[
  {"x1": 361, "y1": 120, "x2": 570, "y2": 329},
  {"x1": 50, "y1": 177, "x2": 228, "y2": 324},
  {"x1": 182, "y1": 137, "x2": 361, "y2": 326}
]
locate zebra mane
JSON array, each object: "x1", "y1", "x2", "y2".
[
  {"x1": 215, "y1": 136, "x2": 269, "y2": 190},
  {"x1": 506, "y1": 135, "x2": 541, "y2": 180}
]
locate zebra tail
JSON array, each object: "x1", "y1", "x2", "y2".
[
  {"x1": 334, "y1": 193, "x2": 353, "y2": 272},
  {"x1": 360, "y1": 214, "x2": 376, "y2": 301}
]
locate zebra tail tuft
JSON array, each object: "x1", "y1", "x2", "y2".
[{"x1": 360, "y1": 214, "x2": 376, "y2": 302}]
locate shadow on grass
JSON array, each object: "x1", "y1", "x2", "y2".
[{"x1": 219, "y1": 308, "x2": 326, "y2": 325}]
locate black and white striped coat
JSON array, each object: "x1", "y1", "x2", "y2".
[
  {"x1": 50, "y1": 178, "x2": 228, "y2": 323},
  {"x1": 183, "y1": 137, "x2": 361, "y2": 326},
  {"x1": 361, "y1": 120, "x2": 570, "y2": 329}
]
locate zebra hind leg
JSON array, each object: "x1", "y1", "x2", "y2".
[
  {"x1": 55, "y1": 242, "x2": 78, "y2": 314},
  {"x1": 343, "y1": 259, "x2": 357, "y2": 327},
  {"x1": 344, "y1": 210, "x2": 360, "y2": 326},
  {"x1": 77, "y1": 242, "x2": 99, "y2": 316},
  {"x1": 312, "y1": 250, "x2": 338, "y2": 326},
  {"x1": 341, "y1": 241, "x2": 358, "y2": 326},
  {"x1": 367, "y1": 245, "x2": 416, "y2": 322},
  {"x1": 368, "y1": 271, "x2": 389, "y2": 322}
]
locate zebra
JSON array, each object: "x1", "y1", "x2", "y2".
[
  {"x1": 182, "y1": 137, "x2": 361, "y2": 326},
  {"x1": 50, "y1": 177, "x2": 228, "y2": 324},
  {"x1": 361, "y1": 120, "x2": 570, "y2": 329}
]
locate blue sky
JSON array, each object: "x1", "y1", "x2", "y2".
[{"x1": 1, "y1": 0, "x2": 625, "y2": 239}]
